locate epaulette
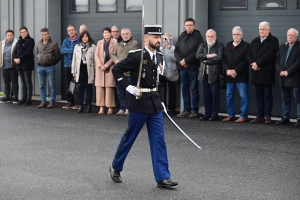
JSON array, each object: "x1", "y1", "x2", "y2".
[
  {"x1": 128, "y1": 49, "x2": 142, "y2": 54},
  {"x1": 157, "y1": 51, "x2": 164, "y2": 56}
]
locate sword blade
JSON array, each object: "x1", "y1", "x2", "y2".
[{"x1": 164, "y1": 110, "x2": 202, "y2": 150}]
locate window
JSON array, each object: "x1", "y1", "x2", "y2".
[
  {"x1": 257, "y1": 0, "x2": 286, "y2": 9},
  {"x1": 221, "y1": 0, "x2": 247, "y2": 10},
  {"x1": 97, "y1": 0, "x2": 117, "y2": 12},
  {"x1": 125, "y1": 0, "x2": 142, "y2": 12},
  {"x1": 70, "y1": 0, "x2": 89, "y2": 13}
]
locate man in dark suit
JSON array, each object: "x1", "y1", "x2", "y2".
[
  {"x1": 247, "y1": 21, "x2": 279, "y2": 124},
  {"x1": 109, "y1": 25, "x2": 178, "y2": 188},
  {"x1": 275, "y1": 28, "x2": 300, "y2": 127}
]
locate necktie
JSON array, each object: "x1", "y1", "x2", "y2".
[{"x1": 152, "y1": 54, "x2": 155, "y2": 63}]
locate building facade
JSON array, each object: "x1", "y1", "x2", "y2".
[{"x1": 0, "y1": 0, "x2": 299, "y2": 117}]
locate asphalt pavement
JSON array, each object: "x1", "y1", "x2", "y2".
[{"x1": 0, "y1": 101, "x2": 299, "y2": 200}]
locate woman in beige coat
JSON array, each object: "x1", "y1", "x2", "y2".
[
  {"x1": 95, "y1": 27, "x2": 117, "y2": 115},
  {"x1": 71, "y1": 31, "x2": 96, "y2": 113}
]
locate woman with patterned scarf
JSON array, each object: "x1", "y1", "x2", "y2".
[
  {"x1": 95, "y1": 27, "x2": 117, "y2": 115},
  {"x1": 71, "y1": 31, "x2": 96, "y2": 113}
]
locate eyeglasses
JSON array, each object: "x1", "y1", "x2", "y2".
[
  {"x1": 232, "y1": 34, "x2": 242, "y2": 36},
  {"x1": 112, "y1": 31, "x2": 119, "y2": 33}
]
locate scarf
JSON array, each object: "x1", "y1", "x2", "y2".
[
  {"x1": 80, "y1": 42, "x2": 90, "y2": 64},
  {"x1": 5, "y1": 39, "x2": 13, "y2": 46},
  {"x1": 122, "y1": 37, "x2": 132, "y2": 46},
  {"x1": 104, "y1": 40, "x2": 110, "y2": 64}
]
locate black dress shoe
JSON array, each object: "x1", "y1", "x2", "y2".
[
  {"x1": 275, "y1": 118, "x2": 290, "y2": 125},
  {"x1": 23, "y1": 100, "x2": 32, "y2": 106},
  {"x1": 78, "y1": 106, "x2": 83, "y2": 113},
  {"x1": 87, "y1": 106, "x2": 91, "y2": 113},
  {"x1": 157, "y1": 178, "x2": 178, "y2": 188},
  {"x1": 199, "y1": 116, "x2": 209, "y2": 121},
  {"x1": 109, "y1": 165, "x2": 122, "y2": 183},
  {"x1": 294, "y1": 119, "x2": 300, "y2": 127},
  {"x1": 18, "y1": 100, "x2": 26, "y2": 105},
  {"x1": 209, "y1": 116, "x2": 218, "y2": 121}
]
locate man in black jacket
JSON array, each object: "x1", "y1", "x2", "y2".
[
  {"x1": 175, "y1": 18, "x2": 204, "y2": 119},
  {"x1": 196, "y1": 29, "x2": 224, "y2": 121},
  {"x1": 275, "y1": 28, "x2": 300, "y2": 127},
  {"x1": 222, "y1": 26, "x2": 250, "y2": 123},
  {"x1": 247, "y1": 21, "x2": 279, "y2": 124}
]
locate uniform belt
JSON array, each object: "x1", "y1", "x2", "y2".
[{"x1": 140, "y1": 88, "x2": 158, "y2": 92}]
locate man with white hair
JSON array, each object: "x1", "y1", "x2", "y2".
[
  {"x1": 111, "y1": 28, "x2": 139, "y2": 116},
  {"x1": 247, "y1": 21, "x2": 279, "y2": 124},
  {"x1": 222, "y1": 26, "x2": 250, "y2": 123},
  {"x1": 111, "y1": 25, "x2": 122, "y2": 43},
  {"x1": 196, "y1": 29, "x2": 224, "y2": 121},
  {"x1": 275, "y1": 28, "x2": 300, "y2": 127}
]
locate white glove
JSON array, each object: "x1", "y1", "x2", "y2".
[
  {"x1": 161, "y1": 102, "x2": 167, "y2": 112},
  {"x1": 126, "y1": 85, "x2": 141, "y2": 97}
]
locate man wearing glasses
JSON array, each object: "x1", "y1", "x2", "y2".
[
  {"x1": 222, "y1": 26, "x2": 250, "y2": 123},
  {"x1": 111, "y1": 25, "x2": 122, "y2": 43}
]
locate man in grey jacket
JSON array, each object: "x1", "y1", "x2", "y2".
[
  {"x1": 36, "y1": 27, "x2": 61, "y2": 108},
  {"x1": 0, "y1": 29, "x2": 18, "y2": 104}
]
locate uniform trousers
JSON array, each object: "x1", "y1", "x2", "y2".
[
  {"x1": 112, "y1": 111, "x2": 170, "y2": 182},
  {"x1": 96, "y1": 86, "x2": 115, "y2": 107}
]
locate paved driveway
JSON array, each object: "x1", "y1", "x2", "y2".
[{"x1": 0, "y1": 102, "x2": 299, "y2": 199}]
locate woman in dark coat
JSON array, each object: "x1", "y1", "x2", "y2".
[{"x1": 14, "y1": 26, "x2": 35, "y2": 106}]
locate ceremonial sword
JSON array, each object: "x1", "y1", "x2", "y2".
[{"x1": 162, "y1": 104, "x2": 202, "y2": 150}]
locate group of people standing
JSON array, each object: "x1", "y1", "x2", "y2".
[{"x1": 175, "y1": 18, "x2": 300, "y2": 127}]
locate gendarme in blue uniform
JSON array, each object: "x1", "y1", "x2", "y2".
[{"x1": 111, "y1": 47, "x2": 171, "y2": 182}]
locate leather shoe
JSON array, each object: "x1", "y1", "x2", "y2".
[
  {"x1": 78, "y1": 106, "x2": 83, "y2": 113},
  {"x1": 209, "y1": 116, "x2": 218, "y2": 121},
  {"x1": 235, "y1": 117, "x2": 248, "y2": 123},
  {"x1": 250, "y1": 117, "x2": 265, "y2": 124},
  {"x1": 223, "y1": 116, "x2": 234, "y2": 122},
  {"x1": 157, "y1": 178, "x2": 178, "y2": 188},
  {"x1": 47, "y1": 103, "x2": 54, "y2": 108},
  {"x1": 87, "y1": 106, "x2": 91, "y2": 113},
  {"x1": 109, "y1": 165, "x2": 122, "y2": 183},
  {"x1": 37, "y1": 102, "x2": 47, "y2": 108},
  {"x1": 294, "y1": 119, "x2": 300, "y2": 127},
  {"x1": 265, "y1": 117, "x2": 272, "y2": 124},
  {"x1": 23, "y1": 100, "x2": 32, "y2": 106},
  {"x1": 199, "y1": 116, "x2": 209, "y2": 121},
  {"x1": 276, "y1": 118, "x2": 290, "y2": 125}
]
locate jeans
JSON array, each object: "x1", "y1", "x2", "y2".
[
  {"x1": 2, "y1": 68, "x2": 19, "y2": 101},
  {"x1": 78, "y1": 70, "x2": 93, "y2": 106},
  {"x1": 37, "y1": 65, "x2": 56, "y2": 103},
  {"x1": 254, "y1": 84, "x2": 273, "y2": 117},
  {"x1": 200, "y1": 74, "x2": 220, "y2": 118},
  {"x1": 64, "y1": 67, "x2": 75, "y2": 104},
  {"x1": 281, "y1": 87, "x2": 300, "y2": 119},
  {"x1": 180, "y1": 69, "x2": 199, "y2": 113},
  {"x1": 116, "y1": 76, "x2": 132, "y2": 111},
  {"x1": 226, "y1": 82, "x2": 249, "y2": 118},
  {"x1": 18, "y1": 70, "x2": 32, "y2": 101}
]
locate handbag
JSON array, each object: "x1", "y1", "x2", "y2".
[
  {"x1": 68, "y1": 78, "x2": 80, "y2": 95},
  {"x1": 164, "y1": 67, "x2": 179, "y2": 82}
]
